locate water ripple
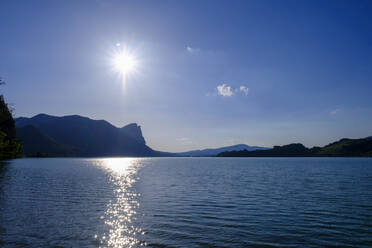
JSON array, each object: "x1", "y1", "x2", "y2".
[{"x1": 1, "y1": 158, "x2": 372, "y2": 247}]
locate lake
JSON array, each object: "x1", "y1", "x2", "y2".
[{"x1": 0, "y1": 157, "x2": 372, "y2": 247}]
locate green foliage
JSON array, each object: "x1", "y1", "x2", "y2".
[
  {"x1": 0, "y1": 131, "x2": 21, "y2": 159},
  {"x1": 0, "y1": 79, "x2": 21, "y2": 160}
]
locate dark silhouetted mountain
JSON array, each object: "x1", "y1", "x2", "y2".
[
  {"x1": 317, "y1": 137, "x2": 372, "y2": 157},
  {"x1": 217, "y1": 137, "x2": 372, "y2": 157},
  {"x1": 16, "y1": 125, "x2": 76, "y2": 156},
  {"x1": 15, "y1": 114, "x2": 166, "y2": 157},
  {"x1": 177, "y1": 144, "x2": 269, "y2": 157}
]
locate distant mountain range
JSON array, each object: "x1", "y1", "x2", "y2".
[
  {"x1": 15, "y1": 114, "x2": 268, "y2": 158},
  {"x1": 218, "y1": 137, "x2": 372, "y2": 157},
  {"x1": 14, "y1": 113, "x2": 372, "y2": 158},
  {"x1": 15, "y1": 114, "x2": 169, "y2": 157},
  {"x1": 176, "y1": 144, "x2": 269, "y2": 157}
]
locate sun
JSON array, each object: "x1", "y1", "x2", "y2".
[{"x1": 111, "y1": 46, "x2": 138, "y2": 80}]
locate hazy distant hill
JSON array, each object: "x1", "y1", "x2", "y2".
[
  {"x1": 217, "y1": 143, "x2": 312, "y2": 157},
  {"x1": 15, "y1": 114, "x2": 166, "y2": 157},
  {"x1": 217, "y1": 137, "x2": 372, "y2": 157},
  {"x1": 177, "y1": 144, "x2": 269, "y2": 157}
]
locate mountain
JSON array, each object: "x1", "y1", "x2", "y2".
[
  {"x1": 16, "y1": 125, "x2": 77, "y2": 156},
  {"x1": 217, "y1": 137, "x2": 372, "y2": 157},
  {"x1": 14, "y1": 113, "x2": 372, "y2": 158},
  {"x1": 15, "y1": 114, "x2": 165, "y2": 157},
  {"x1": 177, "y1": 144, "x2": 269, "y2": 157}
]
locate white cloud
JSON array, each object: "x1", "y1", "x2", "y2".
[
  {"x1": 239, "y1": 86, "x2": 249, "y2": 95},
  {"x1": 217, "y1": 84, "x2": 234, "y2": 97},
  {"x1": 214, "y1": 84, "x2": 249, "y2": 97},
  {"x1": 210, "y1": 84, "x2": 249, "y2": 97}
]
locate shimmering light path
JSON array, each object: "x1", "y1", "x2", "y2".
[{"x1": 93, "y1": 158, "x2": 145, "y2": 247}]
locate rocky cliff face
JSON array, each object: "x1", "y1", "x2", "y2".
[{"x1": 120, "y1": 123, "x2": 146, "y2": 145}]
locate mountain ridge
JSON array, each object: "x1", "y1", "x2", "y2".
[
  {"x1": 217, "y1": 137, "x2": 372, "y2": 157},
  {"x1": 15, "y1": 114, "x2": 165, "y2": 157},
  {"x1": 176, "y1": 144, "x2": 269, "y2": 157}
]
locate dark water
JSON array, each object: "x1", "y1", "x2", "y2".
[{"x1": 1, "y1": 158, "x2": 372, "y2": 248}]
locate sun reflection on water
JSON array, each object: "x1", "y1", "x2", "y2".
[{"x1": 92, "y1": 158, "x2": 145, "y2": 248}]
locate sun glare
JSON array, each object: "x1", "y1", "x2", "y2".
[{"x1": 111, "y1": 45, "x2": 139, "y2": 82}]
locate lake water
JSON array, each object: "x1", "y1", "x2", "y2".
[{"x1": 0, "y1": 158, "x2": 372, "y2": 247}]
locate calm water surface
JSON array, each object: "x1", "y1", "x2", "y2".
[{"x1": 0, "y1": 157, "x2": 372, "y2": 247}]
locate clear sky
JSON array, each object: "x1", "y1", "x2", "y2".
[{"x1": 1, "y1": 0, "x2": 372, "y2": 152}]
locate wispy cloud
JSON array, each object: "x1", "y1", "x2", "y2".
[
  {"x1": 186, "y1": 46, "x2": 200, "y2": 54},
  {"x1": 176, "y1": 137, "x2": 192, "y2": 145},
  {"x1": 330, "y1": 109, "x2": 341, "y2": 115},
  {"x1": 217, "y1": 84, "x2": 234, "y2": 97}
]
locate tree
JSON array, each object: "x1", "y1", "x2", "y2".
[{"x1": 0, "y1": 78, "x2": 21, "y2": 159}]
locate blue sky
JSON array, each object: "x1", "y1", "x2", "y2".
[{"x1": 1, "y1": 0, "x2": 372, "y2": 152}]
